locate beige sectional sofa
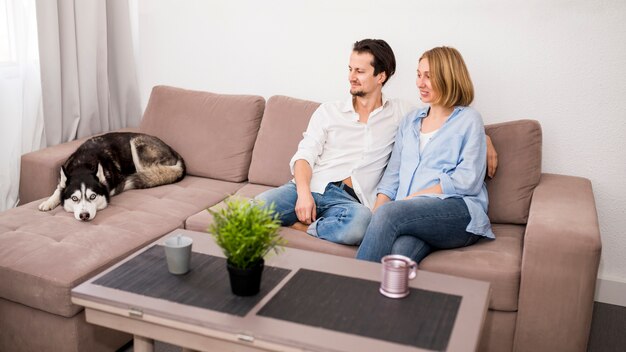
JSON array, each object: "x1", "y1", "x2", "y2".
[{"x1": 0, "y1": 85, "x2": 601, "y2": 352}]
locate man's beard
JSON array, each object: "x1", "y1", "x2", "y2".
[{"x1": 351, "y1": 90, "x2": 365, "y2": 97}]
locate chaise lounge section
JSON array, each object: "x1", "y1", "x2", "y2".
[{"x1": 0, "y1": 85, "x2": 601, "y2": 352}]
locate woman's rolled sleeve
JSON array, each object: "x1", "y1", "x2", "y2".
[{"x1": 438, "y1": 114, "x2": 487, "y2": 196}]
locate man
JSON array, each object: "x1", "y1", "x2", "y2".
[
  {"x1": 256, "y1": 39, "x2": 497, "y2": 246},
  {"x1": 255, "y1": 39, "x2": 413, "y2": 245}
]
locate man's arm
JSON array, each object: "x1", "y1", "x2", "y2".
[
  {"x1": 288, "y1": 106, "x2": 329, "y2": 225},
  {"x1": 486, "y1": 135, "x2": 498, "y2": 178},
  {"x1": 293, "y1": 159, "x2": 316, "y2": 224}
]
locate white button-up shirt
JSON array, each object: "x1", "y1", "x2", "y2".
[{"x1": 289, "y1": 95, "x2": 415, "y2": 209}]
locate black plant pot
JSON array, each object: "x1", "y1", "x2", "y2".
[{"x1": 226, "y1": 259, "x2": 264, "y2": 296}]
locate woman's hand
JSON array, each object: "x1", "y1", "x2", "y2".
[
  {"x1": 486, "y1": 135, "x2": 498, "y2": 178},
  {"x1": 372, "y1": 194, "x2": 392, "y2": 212},
  {"x1": 404, "y1": 184, "x2": 442, "y2": 199}
]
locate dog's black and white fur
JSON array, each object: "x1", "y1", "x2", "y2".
[{"x1": 38, "y1": 132, "x2": 186, "y2": 221}]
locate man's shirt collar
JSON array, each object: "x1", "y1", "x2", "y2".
[{"x1": 341, "y1": 94, "x2": 390, "y2": 114}]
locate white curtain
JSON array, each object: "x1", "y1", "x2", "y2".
[
  {"x1": 0, "y1": 0, "x2": 44, "y2": 211},
  {"x1": 0, "y1": 0, "x2": 141, "y2": 211},
  {"x1": 36, "y1": 0, "x2": 142, "y2": 146}
]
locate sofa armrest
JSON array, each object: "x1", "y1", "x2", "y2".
[
  {"x1": 18, "y1": 128, "x2": 140, "y2": 205},
  {"x1": 19, "y1": 139, "x2": 84, "y2": 205},
  {"x1": 514, "y1": 173, "x2": 601, "y2": 352}
]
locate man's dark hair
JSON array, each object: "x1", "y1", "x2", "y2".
[{"x1": 352, "y1": 39, "x2": 396, "y2": 86}]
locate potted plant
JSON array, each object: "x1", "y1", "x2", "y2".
[{"x1": 208, "y1": 197, "x2": 285, "y2": 296}]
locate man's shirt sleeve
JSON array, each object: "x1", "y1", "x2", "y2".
[
  {"x1": 289, "y1": 106, "x2": 327, "y2": 175},
  {"x1": 376, "y1": 117, "x2": 407, "y2": 200}
]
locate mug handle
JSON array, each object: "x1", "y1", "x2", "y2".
[{"x1": 408, "y1": 260, "x2": 418, "y2": 280}]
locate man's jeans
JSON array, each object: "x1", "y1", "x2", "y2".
[
  {"x1": 356, "y1": 197, "x2": 481, "y2": 263},
  {"x1": 255, "y1": 182, "x2": 371, "y2": 245}
]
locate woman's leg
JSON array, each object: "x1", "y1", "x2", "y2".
[
  {"x1": 356, "y1": 197, "x2": 479, "y2": 262},
  {"x1": 391, "y1": 236, "x2": 431, "y2": 263}
]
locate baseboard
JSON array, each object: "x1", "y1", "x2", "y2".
[{"x1": 595, "y1": 278, "x2": 626, "y2": 307}]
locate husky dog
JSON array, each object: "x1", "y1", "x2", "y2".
[{"x1": 38, "y1": 132, "x2": 186, "y2": 221}]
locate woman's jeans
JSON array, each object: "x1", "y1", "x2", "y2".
[
  {"x1": 255, "y1": 182, "x2": 371, "y2": 245},
  {"x1": 356, "y1": 197, "x2": 481, "y2": 263}
]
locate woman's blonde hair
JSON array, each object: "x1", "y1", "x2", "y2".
[{"x1": 420, "y1": 46, "x2": 474, "y2": 108}]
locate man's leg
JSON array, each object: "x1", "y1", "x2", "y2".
[
  {"x1": 356, "y1": 197, "x2": 479, "y2": 262},
  {"x1": 254, "y1": 182, "x2": 299, "y2": 226},
  {"x1": 306, "y1": 183, "x2": 372, "y2": 245}
]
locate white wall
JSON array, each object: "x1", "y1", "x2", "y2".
[{"x1": 135, "y1": 0, "x2": 626, "y2": 297}]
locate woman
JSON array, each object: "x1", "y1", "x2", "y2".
[{"x1": 356, "y1": 46, "x2": 494, "y2": 263}]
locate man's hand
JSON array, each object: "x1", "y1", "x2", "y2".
[
  {"x1": 293, "y1": 159, "x2": 316, "y2": 224},
  {"x1": 486, "y1": 135, "x2": 498, "y2": 178},
  {"x1": 295, "y1": 192, "x2": 316, "y2": 225}
]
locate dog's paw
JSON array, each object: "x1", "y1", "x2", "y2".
[{"x1": 38, "y1": 200, "x2": 58, "y2": 211}]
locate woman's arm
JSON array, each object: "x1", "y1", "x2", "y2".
[
  {"x1": 405, "y1": 183, "x2": 442, "y2": 199},
  {"x1": 438, "y1": 111, "x2": 488, "y2": 196},
  {"x1": 372, "y1": 193, "x2": 392, "y2": 212},
  {"x1": 406, "y1": 135, "x2": 488, "y2": 198},
  {"x1": 375, "y1": 117, "x2": 408, "y2": 202}
]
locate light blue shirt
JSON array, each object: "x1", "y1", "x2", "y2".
[{"x1": 377, "y1": 106, "x2": 495, "y2": 239}]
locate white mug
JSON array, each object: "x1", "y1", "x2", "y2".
[
  {"x1": 379, "y1": 254, "x2": 418, "y2": 298},
  {"x1": 163, "y1": 234, "x2": 193, "y2": 275}
]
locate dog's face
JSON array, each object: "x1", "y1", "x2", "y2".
[{"x1": 60, "y1": 165, "x2": 109, "y2": 221}]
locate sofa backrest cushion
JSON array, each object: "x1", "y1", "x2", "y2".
[
  {"x1": 246, "y1": 93, "x2": 541, "y2": 224},
  {"x1": 139, "y1": 85, "x2": 265, "y2": 182},
  {"x1": 485, "y1": 119, "x2": 542, "y2": 224},
  {"x1": 248, "y1": 95, "x2": 321, "y2": 186}
]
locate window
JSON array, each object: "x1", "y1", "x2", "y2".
[{"x1": 0, "y1": 0, "x2": 16, "y2": 64}]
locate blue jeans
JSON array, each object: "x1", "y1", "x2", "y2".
[
  {"x1": 255, "y1": 182, "x2": 371, "y2": 245},
  {"x1": 356, "y1": 197, "x2": 481, "y2": 263}
]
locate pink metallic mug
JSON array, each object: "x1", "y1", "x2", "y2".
[{"x1": 380, "y1": 254, "x2": 418, "y2": 298}]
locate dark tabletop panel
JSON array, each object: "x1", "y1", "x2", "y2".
[
  {"x1": 94, "y1": 245, "x2": 290, "y2": 317},
  {"x1": 257, "y1": 269, "x2": 461, "y2": 351}
]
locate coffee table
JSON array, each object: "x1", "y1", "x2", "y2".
[{"x1": 71, "y1": 230, "x2": 490, "y2": 352}]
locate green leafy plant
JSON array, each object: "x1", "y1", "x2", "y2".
[{"x1": 208, "y1": 197, "x2": 285, "y2": 269}]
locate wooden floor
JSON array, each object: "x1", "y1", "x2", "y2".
[
  {"x1": 118, "y1": 301, "x2": 626, "y2": 352},
  {"x1": 587, "y1": 302, "x2": 626, "y2": 352}
]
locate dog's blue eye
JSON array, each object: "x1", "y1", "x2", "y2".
[
  {"x1": 71, "y1": 196, "x2": 79, "y2": 202},
  {"x1": 89, "y1": 194, "x2": 96, "y2": 200}
]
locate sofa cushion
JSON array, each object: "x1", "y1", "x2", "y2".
[
  {"x1": 139, "y1": 86, "x2": 265, "y2": 182},
  {"x1": 185, "y1": 183, "x2": 357, "y2": 258},
  {"x1": 0, "y1": 176, "x2": 243, "y2": 318},
  {"x1": 248, "y1": 95, "x2": 320, "y2": 187},
  {"x1": 485, "y1": 120, "x2": 542, "y2": 224},
  {"x1": 420, "y1": 223, "x2": 524, "y2": 311}
]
